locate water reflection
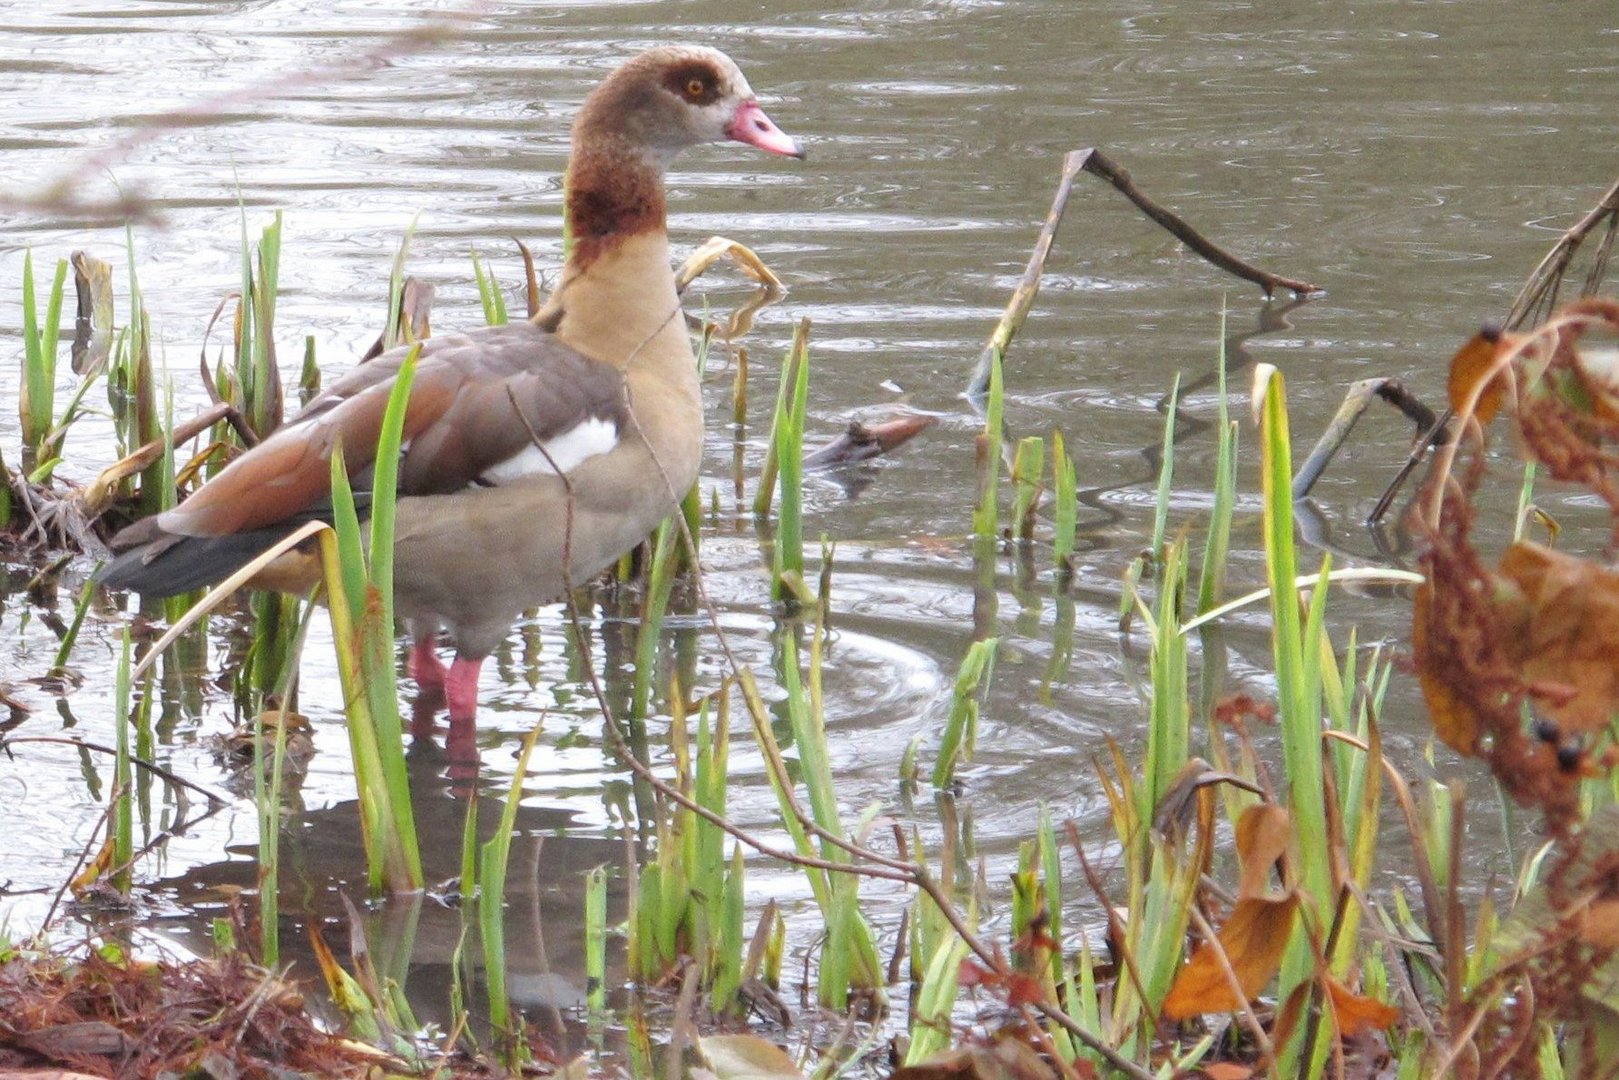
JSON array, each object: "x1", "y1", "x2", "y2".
[
  {"x1": 1, "y1": 0, "x2": 1616, "y2": 1028},
  {"x1": 156, "y1": 750, "x2": 625, "y2": 1039}
]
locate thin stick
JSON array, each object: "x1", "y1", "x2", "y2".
[
  {"x1": 3, "y1": 11, "x2": 473, "y2": 222},
  {"x1": 0, "y1": 735, "x2": 229, "y2": 807},
  {"x1": 1079, "y1": 148, "x2": 1321, "y2": 298},
  {"x1": 967, "y1": 147, "x2": 1320, "y2": 404},
  {"x1": 967, "y1": 149, "x2": 1090, "y2": 399},
  {"x1": 1506, "y1": 174, "x2": 1619, "y2": 329}
]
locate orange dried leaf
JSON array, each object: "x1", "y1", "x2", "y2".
[
  {"x1": 69, "y1": 835, "x2": 119, "y2": 896},
  {"x1": 1412, "y1": 580, "x2": 1482, "y2": 753},
  {"x1": 1499, "y1": 541, "x2": 1619, "y2": 734},
  {"x1": 1199, "y1": 1065, "x2": 1254, "y2": 1080},
  {"x1": 1446, "y1": 328, "x2": 1514, "y2": 424},
  {"x1": 1325, "y1": 976, "x2": 1400, "y2": 1036},
  {"x1": 1005, "y1": 971, "x2": 1046, "y2": 1008},
  {"x1": 1161, "y1": 893, "x2": 1301, "y2": 1021},
  {"x1": 1578, "y1": 898, "x2": 1619, "y2": 950},
  {"x1": 1233, "y1": 803, "x2": 1291, "y2": 899}
]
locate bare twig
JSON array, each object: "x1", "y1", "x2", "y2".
[
  {"x1": 0, "y1": 735, "x2": 229, "y2": 808},
  {"x1": 1294, "y1": 376, "x2": 1447, "y2": 503},
  {"x1": 968, "y1": 148, "x2": 1319, "y2": 402},
  {"x1": 1080, "y1": 148, "x2": 1322, "y2": 299},
  {"x1": 2, "y1": 11, "x2": 476, "y2": 223},
  {"x1": 1369, "y1": 174, "x2": 1619, "y2": 522},
  {"x1": 1506, "y1": 174, "x2": 1619, "y2": 330}
]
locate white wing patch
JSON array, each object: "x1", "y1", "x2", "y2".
[{"x1": 479, "y1": 416, "x2": 619, "y2": 484}]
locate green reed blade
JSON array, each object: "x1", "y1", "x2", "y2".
[
  {"x1": 973, "y1": 351, "x2": 1004, "y2": 539},
  {"x1": 1143, "y1": 537, "x2": 1189, "y2": 818},
  {"x1": 1150, "y1": 373, "x2": 1180, "y2": 559},
  {"x1": 771, "y1": 319, "x2": 811, "y2": 600},
  {"x1": 112, "y1": 629, "x2": 133, "y2": 895},
  {"x1": 1011, "y1": 435, "x2": 1044, "y2": 542},
  {"x1": 904, "y1": 920, "x2": 968, "y2": 1065},
  {"x1": 931, "y1": 637, "x2": 998, "y2": 789},
  {"x1": 471, "y1": 250, "x2": 508, "y2": 326},
  {"x1": 1052, "y1": 429, "x2": 1078, "y2": 566},
  {"x1": 20, "y1": 252, "x2": 69, "y2": 458},
  {"x1": 1256, "y1": 365, "x2": 1332, "y2": 1073},
  {"x1": 1196, "y1": 325, "x2": 1237, "y2": 614},
  {"x1": 586, "y1": 865, "x2": 607, "y2": 1020},
  {"x1": 710, "y1": 844, "x2": 747, "y2": 1012},
  {"x1": 481, "y1": 720, "x2": 543, "y2": 1061}
]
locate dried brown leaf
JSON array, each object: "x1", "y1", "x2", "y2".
[
  {"x1": 1233, "y1": 803, "x2": 1291, "y2": 900},
  {"x1": 1161, "y1": 893, "x2": 1301, "y2": 1021},
  {"x1": 1496, "y1": 541, "x2": 1619, "y2": 734},
  {"x1": 1198, "y1": 1064, "x2": 1254, "y2": 1080},
  {"x1": 1412, "y1": 579, "x2": 1483, "y2": 754},
  {"x1": 1324, "y1": 976, "x2": 1400, "y2": 1037},
  {"x1": 1446, "y1": 327, "x2": 1514, "y2": 424}
]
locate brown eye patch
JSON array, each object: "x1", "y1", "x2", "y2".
[{"x1": 663, "y1": 62, "x2": 722, "y2": 105}]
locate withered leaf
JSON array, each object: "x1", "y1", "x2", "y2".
[
  {"x1": 1572, "y1": 343, "x2": 1619, "y2": 423},
  {"x1": 1324, "y1": 976, "x2": 1400, "y2": 1037},
  {"x1": 1161, "y1": 893, "x2": 1301, "y2": 1021},
  {"x1": 1234, "y1": 803, "x2": 1291, "y2": 900},
  {"x1": 1163, "y1": 803, "x2": 1299, "y2": 1020},
  {"x1": 1579, "y1": 898, "x2": 1619, "y2": 950},
  {"x1": 699, "y1": 1034, "x2": 805, "y2": 1080},
  {"x1": 1446, "y1": 327, "x2": 1515, "y2": 425},
  {"x1": 891, "y1": 1043, "x2": 1062, "y2": 1080},
  {"x1": 1412, "y1": 579, "x2": 1485, "y2": 753},
  {"x1": 1498, "y1": 541, "x2": 1619, "y2": 734}
]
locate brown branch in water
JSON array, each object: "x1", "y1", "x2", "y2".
[
  {"x1": 802, "y1": 413, "x2": 937, "y2": 470},
  {"x1": 1294, "y1": 376, "x2": 1448, "y2": 504},
  {"x1": 1369, "y1": 175, "x2": 1619, "y2": 521},
  {"x1": 1080, "y1": 148, "x2": 1322, "y2": 299},
  {"x1": 1506, "y1": 173, "x2": 1619, "y2": 331},
  {"x1": 969, "y1": 147, "x2": 1321, "y2": 398},
  {"x1": 968, "y1": 149, "x2": 1090, "y2": 398}
]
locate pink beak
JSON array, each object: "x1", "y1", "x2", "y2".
[{"x1": 726, "y1": 99, "x2": 805, "y2": 159}]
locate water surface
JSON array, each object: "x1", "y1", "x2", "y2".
[{"x1": 1, "y1": 0, "x2": 1615, "y2": 1015}]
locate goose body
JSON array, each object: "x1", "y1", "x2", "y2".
[{"x1": 100, "y1": 45, "x2": 802, "y2": 728}]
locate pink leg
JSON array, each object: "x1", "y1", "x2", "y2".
[
  {"x1": 445, "y1": 655, "x2": 485, "y2": 726},
  {"x1": 445, "y1": 712, "x2": 480, "y2": 792},
  {"x1": 408, "y1": 636, "x2": 449, "y2": 691}
]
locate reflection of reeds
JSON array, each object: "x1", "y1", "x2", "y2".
[{"x1": 973, "y1": 351, "x2": 1004, "y2": 540}]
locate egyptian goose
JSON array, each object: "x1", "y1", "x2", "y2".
[{"x1": 99, "y1": 45, "x2": 803, "y2": 730}]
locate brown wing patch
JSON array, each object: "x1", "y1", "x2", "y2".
[
  {"x1": 148, "y1": 323, "x2": 628, "y2": 538},
  {"x1": 398, "y1": 351, "x2": 629, "y2": 494}
]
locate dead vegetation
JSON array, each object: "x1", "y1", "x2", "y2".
[{"x1": 0, "y1": 942, "x2": 408, "y2": 1079}]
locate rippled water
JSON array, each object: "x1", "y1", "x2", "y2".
[{"x1": 2, "y1": 0, "x2": 1616, "y2": 1017}]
